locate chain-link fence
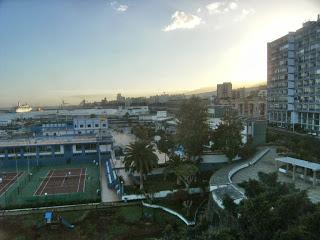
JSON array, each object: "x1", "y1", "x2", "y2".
[{"x1": 0, "y1": 164, "x2": 101, "y2": 210}]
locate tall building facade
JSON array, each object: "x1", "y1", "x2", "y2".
[
  {"x1": 267, "y1": 16, "x2": 320, "y2": 133},
  {"x1": 217, "y1": 82, "x2": 232, "y2": 99}
]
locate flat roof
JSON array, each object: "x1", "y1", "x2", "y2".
[
  {"x1": 0, "y1": 135, "x2": 113, "y2": 147},
  {"x1": 276, "y1": 157, "x2": 320, "y2": 171}
]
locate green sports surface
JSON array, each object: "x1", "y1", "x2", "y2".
[{"x1": 0, "y1": 162, "x2": 101, "y2": 209}]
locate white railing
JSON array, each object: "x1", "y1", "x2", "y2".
[
  {"x1": 228, "y1": 148, "x2": 270, "y2": 184},
  {"x1": 210, "y1": 148, "x2": 271, "y2": 208},
  {"x1": 122, "y1": 188, "x2": 202, "y2": 201},
  {"x1": 142, "y1": 202, "x2": 195, "y2": 226}
]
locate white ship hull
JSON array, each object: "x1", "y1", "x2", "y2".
[
  {"x1": 15, "y1": 102, "x2": 32, "y2": 113},
  {"x1": 15, "y1": 107, "x2": 32, "y2": 113}
]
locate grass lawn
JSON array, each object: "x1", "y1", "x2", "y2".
[{"x1": 0, "y1": 205, "x2": 184, "y2": 240}]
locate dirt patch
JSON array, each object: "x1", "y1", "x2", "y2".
[{"x1": 0, "y1": 229, "x2": 9, "y2": 240}]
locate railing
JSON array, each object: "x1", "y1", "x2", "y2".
[
  {"x1": 210, "y1": 148, "x2": 271, "y2": 209},
  {"x1": 142, "y1": 201, "x2": 195, "y2": 226},
  {"x1": 1, "y1": 201, "x2": 139, "y2": 216},
  {"x1": 228, "y1": 148, "x2": 270, "y2": 184}
]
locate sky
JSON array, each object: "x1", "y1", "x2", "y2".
[{"x1": 0, "y1": 0, "x2": 319, "y2": 107}]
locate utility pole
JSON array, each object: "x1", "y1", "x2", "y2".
[
  {"x1": 14, "y1": 148, "x2": 18, "y2": 174},
  {"x1": 27, "y1": 137, "x2": 30, "y2": 175}
]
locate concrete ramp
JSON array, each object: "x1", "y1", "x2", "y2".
[{"x1": 100, "y1": 161, "x2": 119, "y2": 203}]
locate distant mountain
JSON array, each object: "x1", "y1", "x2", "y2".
[
  {"x1": 185, "y1": 86, "x2": 215, "y2": 95},
  {"x1": 184, "y1": 81, "x2": 267, "y2": 98}
]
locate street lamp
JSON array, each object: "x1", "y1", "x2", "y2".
[{"x1": 14, "y1": 148, "x2": 18, "y2": 174}]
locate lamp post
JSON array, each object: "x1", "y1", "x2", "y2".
[
  {"x1": 14, "y1": 148, "x2": 18, "y2": 174},
  {"x1": 27, "y1": 137, "x2": 30, "y2": 175},
  {"x1": 120, "y1": 180, "x2": 124, "y2": 198}
]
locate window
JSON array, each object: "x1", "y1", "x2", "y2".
[
  {"x1": 80, "y1": 124, "x2": 84, "y2": 128},
  {"x1": 84, "y1": 144, "x2": 96, "y2": 150},
  {"x1": 38, "y1": 146, "x2": 52, "y2": 153},
  {"x1": 95, "y1": 124, "x2": 99, "y2": 128},
  {"x1": 87, "y1": 124, "x2": 92, "y2": 128},
  {"x1": 53, "y1": 145, "x2": 60, "y2": 152},
  {"x1": 22, "y1": 146, "x2": 36, "y2": 154},
  {"x1": 76, "y1": 144, "x2": 82, "y2": 151},
  {"x1": 7, "y1": 148, "x2": 20, "y2": 154},
  {"x1": 102, "y1": 124, "x2": 107, "y2": 127}
]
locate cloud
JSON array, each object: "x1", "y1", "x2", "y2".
[
  {"x1": 117, "y1": 4, "x2": 128, "y2": 12},
  {"x1": 229, "y1": 2, "x2": 238, "y2": 10},
  {"x1": 206, "y1": 1, "x2": 238, "y2": 14},
  {"x1": 109, "y1": 1, "x2": 128, "y2": 12},
  {"x1": 109, "y1": 1, "x2": 117, "y2": 7},
  {"x1": 213, "y1": 25, "x2": 223, "y2": 31},
  {"x1": 163, "y1": 11, "x2": 203, "y2": 32},
  {"x1": 234, "y1": 8, "x2": 255, "y2": 22}
]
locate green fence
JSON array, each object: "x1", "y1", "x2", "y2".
[{"x1": 0, "y1": 164, "x2": 101, "y2": 210}]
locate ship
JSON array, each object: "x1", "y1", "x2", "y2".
[{"x1": 15, "y1": 102, "x2": 32, "y2": 113}]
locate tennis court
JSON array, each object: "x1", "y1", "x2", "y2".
[
  {"x1": 34, "y1": 168, "x2": 87, "y2": 196},
  {"x1": 0, "y1": 171, "x2": 23, "y2": 197}
]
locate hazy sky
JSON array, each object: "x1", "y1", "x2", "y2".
[{"x1": 0, "y1": 0, "x2": 319, "y2": 106}]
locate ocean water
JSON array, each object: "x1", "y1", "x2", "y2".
[{"x1": 0, "y1": 108, "x2": 119, "y2": 122}]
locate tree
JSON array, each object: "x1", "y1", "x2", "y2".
[
  {"x1": 123, "y1": 141, "x2": 158, "y2": 190},
  {"x1": 174, "y1": 162, "x2": 199, "y2": 190},
  {"x1": 177, "y1": 96, "x2": 209, "y2": 160},
  {"x1": 238, "y1": 136, "x2": 256, "y2": 160},
  {"x1": 132, "y1": 125, "x2": 155, "y2": 142},
  {"x1": 157, "y1": 133, "x2": 175, "y2": 163},
  {"x1": 222, "y1": 194, "x2": 238, "y2": 217},
  {"x1": 163, "y1": 153, "x2": 182, "y2": 181},
  {"x1": 171, "y1": 172, "x2": 319, "y2": 239},
  {"x1": 212, "y1": 111, "x2": 243, "y2": 161},
  {"x1": 164, "y1": 153, "x2": 199, "y2": 189}
]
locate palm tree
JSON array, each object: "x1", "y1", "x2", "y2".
[{"x1": 124, "y1": 141, "x2": 158, "y2": 190}]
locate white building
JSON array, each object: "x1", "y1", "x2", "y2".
[
  {"x1": 73, "y1": 117, "x2": 108, "y2": 135},
  {"x1": 127, "y1": 106, "x2": 149, "y2": 116},
  {"x1": 42, "y1": 123, "x2": 74, "y2": 137},
  {"x1": 41, "y1": 117, "x2": 109, "y2": 137}
]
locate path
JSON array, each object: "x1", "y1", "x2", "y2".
[
  {"x1": 232, "y1": 147, "x2": 320, "y2": 204},
  {"x1": 100, "y1": 162, "x2": 119, "y2": 203}
]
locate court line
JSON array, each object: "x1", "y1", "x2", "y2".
[
  {"x1": 60, "y1": 172, "x2": 67, "y2": 187},
  {"x1": 39, "y1": 169, "x2": 54, "y2": 196},
  {"x1": 0, "y1": 174, "x2": 17, "y2": 194},
  {"x1": 0, "y1": 172, "x2": 22, "y2": 198},
  {"x1": 34, "y1": 170, "x2": 51, "y2": 196}
]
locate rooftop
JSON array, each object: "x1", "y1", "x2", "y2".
[
  {"x1": 0, "y1": 134, "x2": 113, "y2": 147},
  {"x1": 276, "y1": 157, "x2": 320, "y2": 171}
]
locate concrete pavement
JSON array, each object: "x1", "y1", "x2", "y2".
[
  {"x1": 232, "y1": 147, "x2": 320, "y2": 204},
  {"x1": 100, "y1": 161, "x2": 120, "y2": 203}
]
